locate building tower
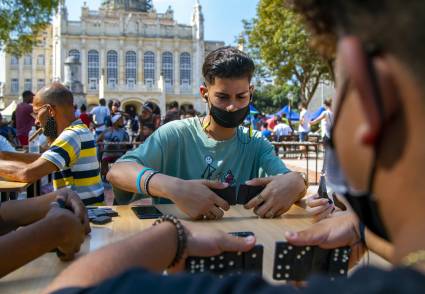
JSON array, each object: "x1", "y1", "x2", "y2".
[{"x1": 192, "y1": 0, "x2": 205, "y2": 95}]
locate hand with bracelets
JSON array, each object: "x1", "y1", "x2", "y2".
[
  {"x1": 153, "y1": 215, "x2": 256, "y2": 271},
  {"x1": 136, "y1": 167, "x2": 231, "y2": 220}
]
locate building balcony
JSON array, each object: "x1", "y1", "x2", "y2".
[{"x1": 103, "y1": 84, "x2": 162, "y2": 93}]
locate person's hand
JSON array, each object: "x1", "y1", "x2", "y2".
[
  {"x1": 169, "y1": 222, "x2": 256, "y2": 272},
  {"x1": 46, "y1": 203, "x2": 86, "y2": 261},
  {"x1": 169, "y1": 179, "x2": 230, "y2": 220},
  {"x1": 285, "y1": 211, "x2": 366, "y2": 268},
  {"x1": 298, "y1": 194, "x2": 335, "y2": 222},
  {"x1": 244, "y1": 172, "x2": 306, "y2": 218},
  {"x1": 56, "y1": 188, "x2": 91, "y2": 234}
]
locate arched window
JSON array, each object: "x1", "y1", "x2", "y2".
[
  {"x1": 24, "y1": 54, "x2": 32, "y2": 65},
  {"x1": 125, "y1": 51, "x2": 137, "y2": 88},
  {"x1": 162, "y1": 51, "x2": 173, "y2": 88},
  {"x1": 107, "y1": 50, "x2": 118, "y2": 88},
  {"x1": 69, "y1": 49, "x2": 80, "y2": 61},
  {"x1": 10, "y1": 55, "x2": 19, "y2": 65},
  {"x1": 37, "y1": 54, "x2": 45, "y2": 66},
  {"x1": 180, "y1": 52, "x2": 191, "y2": 87},
  {"x1": 88, "y1": 50, "x2": 99, "y2": 90},
  {"x1": 144, "y1": 51, "x2": 155, "y2": 87}
]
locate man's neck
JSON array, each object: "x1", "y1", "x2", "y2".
[
  {"x1": 203, "y1": 115, "x2": 236, "y2": 141},
  {"x1": 56, "y1": 114, "x2": 77, "y2": 135}
]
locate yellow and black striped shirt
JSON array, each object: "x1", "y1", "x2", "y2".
[{"x1": 41, "y1": 119, "x2": 104, "y2": 205}]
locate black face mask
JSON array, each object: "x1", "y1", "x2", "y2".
[
  {"x1": 209, "y1": 103, "x2": 250, "y2": 128},
  {"x1": 43, "y1": 116, "x2": 58, "y2": 139},
  {"x1": 325, "y1": 56, "x2": 390, "y2": 241},
  {"x1": 325, "y1": 140, "x2": 390, "y2": 240}
]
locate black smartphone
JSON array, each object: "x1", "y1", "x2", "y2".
[
  {"x1": 132, "y1": 205, "x2": 163, "y2": 219},
  {"x1": 317, "y1": 175, "x2": 330, "y2": 200}
]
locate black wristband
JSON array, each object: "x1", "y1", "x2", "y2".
[
  {"x1": 144, "y1": 171, "x2": 159, "y2": 197},
  {"x1": 153, "y1": 215, "x2": 187, "y2": 268}
]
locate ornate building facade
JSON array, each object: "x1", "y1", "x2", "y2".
[{"x1": 1, "y1": 0, "x2": 224, "y2": 115}]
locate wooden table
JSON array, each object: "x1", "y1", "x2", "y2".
[
  {"x1": 0, "y1": 204, "x2": 313, "y2": 293},
  {"x1": 0, "y1": 180, "x2": 32, "y2": 202}
]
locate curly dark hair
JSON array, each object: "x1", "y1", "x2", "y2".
[{"x1": 291, "y1": 0, "x2": 425, "y2": 79}]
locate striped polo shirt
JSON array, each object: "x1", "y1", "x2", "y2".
[{"x1": 41, "y1": 119, "x2": 104, "y2": 205}]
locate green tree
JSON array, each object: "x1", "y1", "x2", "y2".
[
  {"x1": 247, "y1": 0, "x2": 332, "y2": 105},
  {"x1": 253, "y1": 83, "x2": 300, "y2": 115},
  {"x1": 0, "y1": 0, "x2": 59, "y2": 56}
]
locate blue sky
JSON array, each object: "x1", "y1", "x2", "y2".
[{"x1": 65, "y1": 0, "x2": 259, "y2": 45}]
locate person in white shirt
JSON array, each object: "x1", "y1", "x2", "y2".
[
  {"x1": 298, "y1": 101, "x2": 310, "y2": 141},
  {"x1": 273, "y1": 118, "x2": 293, "y2": 141},
  {"x1": 90, "y1": 99, "x2": 110, "y2": 136},
  {"x1": 309, "y1": 99, "x2": 333, "y2": 141}
]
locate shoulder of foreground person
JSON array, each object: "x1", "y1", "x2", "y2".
[{"x1": 51, "y1": 266, "x2": 425, "y2": 294}]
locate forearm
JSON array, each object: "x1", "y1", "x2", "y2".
[
  {"x1": 0, "y1": 151, "x2": 40, "y2": 163},
  {"x1": 0, "y1": 192, "x2": 57, "y2": 233},
  {"x1": 0, "y1": 217, "x2": 65, "y2": 278},
  {"x1": 107, "y1": 162, "x2": 180, "y2": 200},
  {"x1": 365, "y1": 228, "x2": 394, "y2": 262},
  {"x1": 0, "y1": 160, "x2": 30, "y2": 182},
  {"x1": 45, "y1": 222, "x2": 177, "y2": 292}
]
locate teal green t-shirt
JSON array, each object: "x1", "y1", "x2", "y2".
[{"x1": 118, "y1": 117, "x2": 290, "y2": 203}]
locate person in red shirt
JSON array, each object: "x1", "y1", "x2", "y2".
[
  {"x1": 79, "y1": 104, "x2": 91, "y2": 128},
  {"x1": 16, "y1": 90, "x2": 35, "y2": 146}
]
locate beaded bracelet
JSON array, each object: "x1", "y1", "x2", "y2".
[
  {"x1": 144, "y1": 170, "x2": 159, "y2": 197},
  {"x1": 152, "y1": 215, "x2": 187, "y2": 268},
  {"x1": 136, "y1": 167, "x2": 153, "y2": 194}
]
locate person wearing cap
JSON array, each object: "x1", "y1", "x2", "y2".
[
  {"x1": 97, "y1": 113, "x2": 130, "y2": 179},
  {"x1": 0, "y1": 83, "x2": 104, "y2": 205},
  {"x1": 139, "y1": 101, "x2": 161, "y2": 133},
  {"x1": 15, "y1": 90, "x2": 35, "y2": 146}
]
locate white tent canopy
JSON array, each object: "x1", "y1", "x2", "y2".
[{"x1": 1, "y1": 100, "x2": 17, "y2": 119}]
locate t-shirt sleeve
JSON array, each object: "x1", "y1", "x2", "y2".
[
  {"x1": 41, "y1": 129, "x2": 81, "y2": 170},
  {"x1": 257, "y1": 136, "x2": 290, "y2": 176}
]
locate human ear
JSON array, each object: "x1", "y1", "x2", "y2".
[
  {"x1": 339, "y1": 37, "x2": 393, "y2": 146},
  {"x1": 200, "y1": 85, "x2": 208, "y2": 102}
]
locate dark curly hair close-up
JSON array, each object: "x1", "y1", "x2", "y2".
[{"x1": 290, "y1": 0, "x2": 425, "y2": 79}]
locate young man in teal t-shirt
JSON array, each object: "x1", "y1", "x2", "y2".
[{"x1": 108, "y1": 47, "x2": 307, "y2": 219}]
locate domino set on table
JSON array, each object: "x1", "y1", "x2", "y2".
[{"x1": 185, "y1": 232, "x2": 351, "y2": 282}]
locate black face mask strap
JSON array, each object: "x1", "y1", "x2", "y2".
[
  {"x1": 363, "y1": 50, "x2": 391, "y2": 240},
  {"x1": 365, "y1": 50, "x2": 384, "y2": 193}
]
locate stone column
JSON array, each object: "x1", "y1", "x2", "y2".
[
  {"x1": 155, "y1": 46, "x2": 161, "y2": 87},
  {"x1": 137, "y1": 48, "x2": 143, "y2": 86},
  {"x1": 80, "y1": 46, "x2": 87, "y2": 93},
  {"x1": 173, "y1": 49, "x2": 180, "y2": 94},
  {"x1": 119, "y1": 47, "x2": 125, "y2": 87}
]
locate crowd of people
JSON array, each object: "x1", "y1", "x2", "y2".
[{"x1": 0, "y1": 0, "x2": 424, "y2": 292}]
